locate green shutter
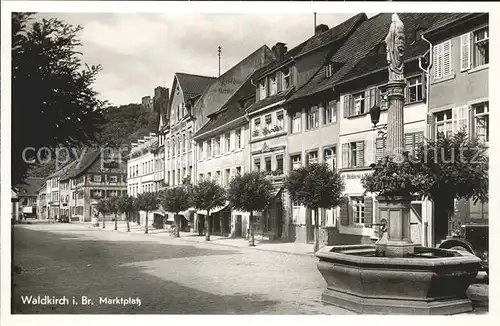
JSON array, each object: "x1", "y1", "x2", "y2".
[
  {"x1": 340, "y1": 197, "x2": 350, "y2": 226},
  {"x1": 364, "y1": 196, "x2": 373, "y2": 226}
]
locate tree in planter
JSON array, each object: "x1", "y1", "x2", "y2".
[
  {"x1": 116, "y1": 195, "x2": 134, "y2": 232},
  {"x1": 228, "y1": 171, "x2": 274, "y2": 246},
  {"x1": 132, "y1": 197, "x2": 141, "y2": 225},
  {"x1": 96, "y1": 198, "x2": 110, "y2": 229},
  {"x1": 192, "y1": 180, "x2": 226, "y2": 241},
  {"x1": 136, "y1": 192, "x2": 160, "y2": 234},
  {"x1": 160, "y1": 187, "x2": 192, "y2": 238},
  {"x1": 107, "y1": 196, "x2": 120, "y2": 231},
  {"x1": 285, "y1": 163, "x2": 345, "y2": 253},
  {"x1": 362, "y1": 131, "x2": 488, "y2": 241}
]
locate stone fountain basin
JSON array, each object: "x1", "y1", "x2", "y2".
[{"x1": 316, "y1": 245, "x2": 482, "y2": 315}]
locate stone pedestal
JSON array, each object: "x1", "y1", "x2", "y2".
[{"x1": 376, "y1": 195, "x2": 416, "y2": 257}]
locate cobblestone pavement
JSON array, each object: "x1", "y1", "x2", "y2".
[
  {"x1": 11, "y1": 223, "x2": 488, "y2": 315},
  {"x1": 11, "y1": 223, "x2": 354, "y2": 314}
]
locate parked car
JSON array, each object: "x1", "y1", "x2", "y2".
[
  {"x1": 58, "y1": 215, "x2": 70, "y2": 223},
  {"x1": 438, "y1": 224, "x2": 488, "y2": 278}
]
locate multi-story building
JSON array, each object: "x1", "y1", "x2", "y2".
[
  {"x1": 15, "y1": 177, "x2": 45, "y2": 219},
  {"x1": 246, "y1": 14, "x2": 365, "y2": 242},
  {"x1": 36, "y1": 182, "x2": 47, "y2": 219},
  {"x1": 127, "y1": 133, "x2": 162, "y2": 226},
  {"x1": 285, "y1": 13, "x2": 470, "y2": 246},
  {"x1": 59, "y1": 149, "x2": 127, "y2": 222},
  {"x1": 192, "y1": 78, "x2": 257, "y2": 238},
  {"x1": 422, "y1": 13, "x2": 489, "y2": 243},
  {"x1": 189, "y1": 45, "x2": 276, "y2": 234}
]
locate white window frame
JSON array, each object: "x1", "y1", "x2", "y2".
[
  {"x1": 235, "y1": 128, "x2": 242, "y2": 149},
  {"x1": 326, "y1": 62, "x2": 334, "y2": 78},
  {"x1": 353, "y1": 92, "x2": 365, "y2": 115},
  {"x1": 110, "y1": 176, "x2": 118, "y2": 183},
  {"x1": 352, "y1": 197, "x2": 365, "y2": 224},
  {"x1": 291, "y1": 154, "x2": 302, "y2": 170},
  {"x1": 307, "y1": 151, "x2": 318, "y2": 165},
  {"x1": 225, "y1": 132, "x2": 231, "y2": 153},
  {"x1": 435, "y1": 109, "x2": 454, "y2": 138},
  {"x1": 473, "y1": 27, "x2": 489, "y2": 68},
  {"x1": 325, "y1": 100, "x2": 337, "y2": 124},
  {"x1": 276, "y1": 110, "x2": 284, "y2": 129},
  {"x1": 259, "y1": 79, "x2": 267, "y2": 99},
  {"x1": 282, "y1": 67, "x2": 291, "y2": 89},
  {"x1": 269, "y1": 74, "x2": 278, "y2": 96},
  {"x1": 291, "y1": 111, "x2": 302, "y2": 133},
  {"x1": 324, "y1": 147, "x2": 336, "y2": 170},
  {"x1": 473, "y1": 102, "x2": 489, "y2": 144},
  {"x1": 406, "y1": 76, "x2": 423, "y2": 103},
  {"x1": 306, "y1": 106, "x2": 319, "y2": 130},
  {"x1": 94, "y1": 175, "x2": 102, "y2": 182}
]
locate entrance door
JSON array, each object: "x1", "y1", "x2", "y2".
[{"x1": 235, "y1": 215, "x2": 242, "y2": 237}]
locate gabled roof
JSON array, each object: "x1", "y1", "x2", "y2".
[
  {"x1": 252, "y1": 13, "x2": 366, "y2": 81},
  {"x1": 176, "y1": 73, "x2": 217, "y2": 103},
  {"x1": 60, "y1": 149, "x2": 101, "y2": 181},
  {"x1": 193, "y1": 75, "x2": 256, "y2": 139},
  {"x1": 288, "y1": 13, "x2": 470, "y2": 101},
  {"x1": 15, "y1": 178, "x2": 45, "y2": 197}
]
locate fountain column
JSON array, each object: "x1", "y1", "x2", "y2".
[{"x1": 375, "y1": 14, "x2": 415, "y2": 258}]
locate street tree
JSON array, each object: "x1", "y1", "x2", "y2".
[
  {"x1": 132, "y1": 197, "x2": 141, "y2": 226},
  {"x1": 227, "y1": 171, "x2": 274, "y2": 246},
  {"x1": 12, "y1": 13, "x2": 105, "y2": 185},
  {"x1": 96, "y1": 198, "x2": 110, "y2": 229},
  {"x1": 192, "y1": 180, "x2": 226, "y2": 241},
  {"x1": 116, "y1": 195, "x2": 134, "y2": 232},
  {"x1": 285, "y1": 163, "x2": 345, "y2": 252},
  {"x1": 362, "y1": 131, "x2": 488, "y2": 239},
  {"x1": 159, "y1": 187, "x2": 192, "y2": 238},
  {"x1": 107, "y1": 196, "x2": 120, "y2": 231},
  {"x1": 136, "y1": 192, "x2": 160, "y2": 234}
]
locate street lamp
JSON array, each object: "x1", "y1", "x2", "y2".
[{"x1": 369, "y1": 105, "x2": 387, "y2": 137}]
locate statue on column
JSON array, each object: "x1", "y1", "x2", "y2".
[{"x1": 384, "y1": 13, "x2": 406, "y2": 82}]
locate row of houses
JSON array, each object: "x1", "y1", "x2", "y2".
[{"x1": 23, "y1": 13, "x2": 488, "y2": 249}]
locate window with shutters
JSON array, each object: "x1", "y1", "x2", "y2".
[
  {"x1": 342, "y1": 142, "x2": 364, "y2": 168},
  {"x1": 269, "y1": 74, "x2": 278, "y2": 96},
  {"x1": 307, "y1": 151, "x2": 318, "y2": 165},
  {"x1": 264, "y1": 156, "x2": 272, "y2": 172},
  {"x1": 324, "y1": 147, "x2": 336, "y2": 170},
  {"x1": 225, "y1": 132, "x2": 231, "y2": 153},
  {"x1": 406, "y1": 76, "x2": 424, "y2": 103},
  {"x1": 259, "y1": 79, "x2": 267, "y2": 99},
  {"x1": 435, "y1": 109, "x2": 453, "y2": 138},
  {"x1": 473, "y1": 27, "x2": 489, "y2": 68},
  {"x1": 207, "y1": 140, "x2": 212, "y2": 157},
  {"x1": 326, "y1": 62, "x2": 334, "y2": 78},
  {"x1": 254, "y1": 158, "x2": 261, "y2": 172},
  {"x1": 353, "y1": 92, "x2": 365, "y2": 115},
  {"x1": 282, "y1": 67, "x2": 291, "y2": 89},
  {"x1": 433, "y1": 40, "x2": 452, "y2": 80},
  {"x1": 324, "y1": 100, "x2": 337, "y2": 124},
  {"x1": 375, "y1": 137, "x2": 386, "y2": 162},
  {"x1": 276, "y1": 110, "x2": 284, "y2": 129},
  {"x1": 235, "y1": 128, "x2": 242, "y2": 149},
  {"x1": 291, "y1": 154, "x2": 301, "y2": 170},
  {"x1": 352, "y1": 197, "x2": 365, "y2": 224},
  {"x1": 473, "y1": 102, "x2": 489, "y2": 143},
  {"x1": 306, "y1": 106, "x2": 319, "y2": 129},
  {"x1": 291, "y1": 110, "x2": 302, "y2": 133},
  {"x1": 405, "y1": 132, "x2": 424, "y2": 157}
]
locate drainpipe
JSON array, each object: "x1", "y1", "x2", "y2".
[{"x1": 420, "y1": 34, "x2": 433, "y2": 247}]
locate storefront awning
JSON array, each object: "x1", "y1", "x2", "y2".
[{"x1": 210, "y1": 201, "x2": 231, "y2": 214}]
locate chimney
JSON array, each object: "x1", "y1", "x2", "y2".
[
  {"x1": 271, "y1": 42, "x2": 287, "y2": 59},
  {"x1": 315, "y1": 24, "x2": 329, "y2": 35}
]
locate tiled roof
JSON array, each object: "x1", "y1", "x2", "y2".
[
  {"x1": 15, "y1": 178, "x2": 45, "y2": 197},
  {"x1": 60, "y1": 149, "x2": 101, "y2": 181},
  {"x1": 176, "y1": 73, "x2": 217, "y2": 102},
  {"x1": 246, "y1": 87, "x2": 294, "y2": 115},
  {"x1": 253, "y1": 13, "x2": 366, "y2": 81},
  {"x1": 288, "y1": 13, "x2": 470, "y2": 101}
]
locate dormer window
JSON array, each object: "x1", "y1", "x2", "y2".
[
  {"x1": 326, "y1": 62, "x2": 334, "y2": 78},
  {"x1": 259, "y1": 79, "x2": 267, "y2": 99},
  {"x1": 281, "y1": 67, "x2": 291, "y2": 89}
]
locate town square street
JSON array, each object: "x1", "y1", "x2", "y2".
[{"x1": 11, "y1": 222, "x2": 488, "y2": 314}]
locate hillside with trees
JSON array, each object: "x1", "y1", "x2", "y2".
[{"x1": 27, "y1": 103, "x2": 159, "y2": 178}]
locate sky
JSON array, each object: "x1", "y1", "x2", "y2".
[{"x1": 37, "y1": 12, "x2": 375, "y2": 106}]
